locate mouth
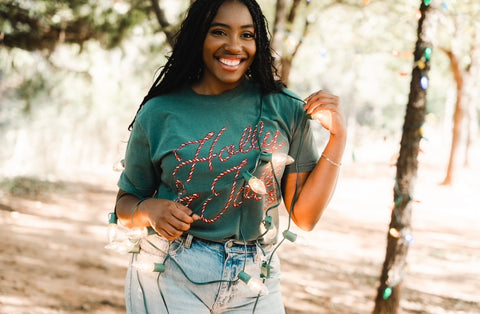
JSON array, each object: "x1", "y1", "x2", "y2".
[{"x1": 218, "y1": 57, "x2": 242, "y2": 68}]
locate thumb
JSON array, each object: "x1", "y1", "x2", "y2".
[{"x1": 191, "y1": 213, "x2": 201, "y2": 221}]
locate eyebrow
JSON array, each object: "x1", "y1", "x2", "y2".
[{"x1": 209, "y1": 22, "x2": 255, "y2": 29}]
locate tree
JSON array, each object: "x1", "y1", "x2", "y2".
[
  {"x1": 439, "y1": 19, "x2": 480, "y2": 185},
  {"x1": 271, "y1": 0, "x2": 312, "y2": 85},
  {"x1": 0, "y1": 0, "x2": 153, "y2": 52},
  {"x1": 373, "y1": 1, "x2": 437, "y2": 313}
]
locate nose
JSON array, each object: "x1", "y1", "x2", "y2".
[{"x1": 224, "y1": 36, "x2": 242, "y2": 54}]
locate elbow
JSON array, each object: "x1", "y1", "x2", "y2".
[
  {"x1": 291, "y1": 207, "x2": 326, "y2": 232},
  {"x1": 292, "y1": 217, "x2": 318, "y2": 232},
  {"x1": 297, "y1": 223, "x2": 316, "y2": 232}
]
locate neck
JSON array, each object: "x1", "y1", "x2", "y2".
[{"x1": 192, "y1": 77, "x2": 246, "y2": 95}]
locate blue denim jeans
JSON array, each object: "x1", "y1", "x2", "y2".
[{"x1": 125, "y1": 234, "x2": 285, "y2": 314}]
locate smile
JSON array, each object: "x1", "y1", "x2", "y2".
[{"x1": 218, "y1": 58, "x2": 242, "y2": 67}]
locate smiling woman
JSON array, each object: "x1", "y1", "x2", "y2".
[
  {"x1": 193, "y1": 1, "x2": 257, "y2": 95},
  {"x1": 111, "y1": 0, "x2": 346, "y2": 313}
]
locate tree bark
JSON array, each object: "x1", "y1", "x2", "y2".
[
  {"x1": 150, "y1": 0, "x2": 176, "y2": 47},
  {"x1": 373, "y1": 2, "x2": 436, "y2": 313},
  {"x1": 439, "y1": 48, "x2": 464, "y2": 185},
  {"x1": 271, "y1": 0, "x2": 311, "y2": 85}
]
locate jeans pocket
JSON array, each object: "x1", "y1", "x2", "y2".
[{"x1": 135, "y1": 234, "x2": 184, "y2": 268}]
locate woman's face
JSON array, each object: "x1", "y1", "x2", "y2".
[{"x1": 195, "y1": 1, "x2": 257, "y2": 95}]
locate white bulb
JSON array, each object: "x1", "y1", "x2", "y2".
[
  {"x1": 248, "y1": 177, "x2": 267, "y2": 195},
  {"x1": 125, "y1": 227, "x2": 148, "y2": 240},
  {"x1": 246, "y1": 277, "x2": 269, "y2": 295},
  {"x1": 271, "y1": 152, "x2": 295, "y2": 167},
  {"x1": 238, "y1": 271, "x2": 269, "y2": 296},
  {"x1": 107, "y1": 223, "x2": 118, "y2": 243},
  {"x1": 105, "y1": 239, "x2": 136, "y2": 254},
  {"x1": 132, "y1": 262, "x2": 166, "y2": 273},
  {"x1": 113, "y1": 159, "x2": 125, "y2": 172},
  {"x1": 263, "y1": 224, "x2": 278, "y2": 243},
  {"x1": 132, "y1": 261, "x2": 154, "y2": 272}
]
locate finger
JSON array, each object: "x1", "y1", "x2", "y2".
[
  {"x1": 160, "y1": 223, "x2": 185, "y2": 240},
  {"x1": 167, "y1": 217, "x2": 193, "y2": 232},
  {"x1": 306, "y1": 96, "x2": 339, "y2": 109},
  {"x1": 156, "y1": 227, "x2": 178, "y2": 241},
  {"x1": 172, "y1": 203, "x2": 196, "y2": 224},
  {"x1": 191, "y1": 214, "x2": 201, "y2": 221},
  {"x1": 304, "y1": 96, "x2": 339, "y2": 113},
  {"x1": 306, "y1": 103, "x2": 339, "y2": 116},
  {"x1": 304, "y1": 90, "x2": 336, "y2": 103}
]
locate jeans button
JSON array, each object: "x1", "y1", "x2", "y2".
[{"x1": 226, "y1": 241, "x2": 233, "y2": 248}]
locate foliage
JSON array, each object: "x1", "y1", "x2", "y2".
[
  {"x1": 0, "y1": 176, "x2": 68, "y2": 199},
  {"x1": 0, "y1": 0, "x2": 479, "y2": 179},
  {"x1": 0, "y1": 0, "x2": 152, "y2": 51}
]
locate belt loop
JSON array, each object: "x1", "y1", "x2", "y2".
[{"x1": 185, "y1": 234, "x2": 193, "y2": 249}]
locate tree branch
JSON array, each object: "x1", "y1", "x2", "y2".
[{"x1": 150, "y1": 0, "x2": 176, "y2": 47}]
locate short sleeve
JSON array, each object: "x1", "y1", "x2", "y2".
[
  {"x1": 285, "y1": 104, "x2": 319, "y2": 174},
  {"x1": 117, "y1": 116, "x2": 159, "y2": 198}
]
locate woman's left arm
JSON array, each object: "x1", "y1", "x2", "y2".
[{"x1": 282, "y1": 90, "x2": 347, "y2": 231}]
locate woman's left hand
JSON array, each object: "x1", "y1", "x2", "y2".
[{"x1": 304, "y1": 90, "x2": 346, "y2": 138}]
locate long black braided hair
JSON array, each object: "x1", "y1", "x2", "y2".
[{"x1": 128, "y1": 0, "x2": 284, "y2": 130}]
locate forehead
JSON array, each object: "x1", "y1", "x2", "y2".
[{"x1": 211, "y1": 1, "x2": 254, "y2": 27}]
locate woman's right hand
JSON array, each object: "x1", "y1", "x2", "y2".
[{"x1": 138, "y1": 199, "x2": 201, "y2": 241}]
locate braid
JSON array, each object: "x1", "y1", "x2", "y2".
[{"x1": 128, "y1": 0, "x2": 283, "y2": 130}]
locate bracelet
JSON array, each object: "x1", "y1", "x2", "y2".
[
  {"x1": 321, "y1": 153, "x2": 342, "y2": 167},
  {"x1": 130, "y1": 198, "x2": 149, "y2": 227}
]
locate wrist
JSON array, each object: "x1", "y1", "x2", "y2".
[{"x1": 131, "y1": 198, "x2": 151, "y2": 228}]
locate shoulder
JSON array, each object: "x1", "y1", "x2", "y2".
[
  {"x1": 263, "y1": 88, "x2": 305, "y2": 110},
  {"x1": 137, "y1": 89, "x2": 186, "y2": 120}
]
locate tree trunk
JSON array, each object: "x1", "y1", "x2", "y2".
[
  {"x1": 271, "y1": 0, "x2": 310, "y2": 85},
  {"x1": 462, "y1": 27, "x2": 480, "y2": 167},
  {"x1": 373, "y1": 2, "x2": 436, "y2": 313},
  {"x1": 440, "y1": 49, "x2": 464, "y2": 185}
]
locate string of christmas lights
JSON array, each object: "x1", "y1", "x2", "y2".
[{"x1": 106, "y1": 105, "x2": 317, "y2": 311}]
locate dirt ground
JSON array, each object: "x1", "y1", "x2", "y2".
[{"x1": 0, "y1": 157, "x2": 479, "y2": 314}]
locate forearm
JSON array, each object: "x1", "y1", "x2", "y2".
[
  {"x1": 115, "y1": 190, "x2": 151, "y2": 229},
  {"x1": 288, "y1": 133, "x2": 346, "y2": 231}
]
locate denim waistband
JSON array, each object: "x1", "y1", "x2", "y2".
[{"x1": 181, "y1": 233, "x2": 259, "y2": 251}]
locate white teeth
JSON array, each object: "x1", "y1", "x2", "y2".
[{"x1": 219, "y1": 58, "x2": 241, "y2": 66}]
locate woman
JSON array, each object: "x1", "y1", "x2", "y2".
[{"x1": 113, "y1": 0, "x2": 346, "y2": 312}]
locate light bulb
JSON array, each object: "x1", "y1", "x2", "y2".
[
  {"x1": 272, "y1": 152, "x2": 295, "y2": 167},
  {"x1": 420, "y1": 76, "x2": 429, "y2": 89},
  {"x1": 383, "y1": 286, "x2": 392, "y2": 300},
  {"x1": 417, "y1": 60, "x2": 426, "y2": 69},
  {"x1": 243, "y1": 172, "x2": 267, "y2": 195},
  {"x1": 108, "y1": 223, "x2": 118, "y2": 243},
  {"x1": 113, "y1": 159, "x2": 125, "y2": 172},
  {"x1": 416, "y1": 10, "x2": 422, "y2": 20},
  {"x1": 107, "y1": 212, "x2": 118, "y2": 243},
  {"x1": 105, "y1": 239, "x2": 137, "y2": 254},
  {"x1": 261, "y1": 216, "x2": 278, "y2": 243},
  {"x1": 389, "y1": 228, "x2": 400, "y2": 238},
  {"x1": 310, "y1": 111, "x2": 332, "y2": 127},
  {"x1": 424, "y1": 47, "x2": 432, "y2": 61},
  {"x1": 238, "y1": 271, "x2": 269, "y2": 295},
  {"x1": 132, "y1": 261, "x2": 166, "y2": 273},
  {"x1": 260, "y1": 151, "x2": 295, "y2": 168},
  {"x1": 125, "y1": 227, "x2": 148, "y2": 240}
]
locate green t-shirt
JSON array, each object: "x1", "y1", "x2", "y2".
[{"x1": 118, "y1": 80, "x2": 319, "y2": 243}]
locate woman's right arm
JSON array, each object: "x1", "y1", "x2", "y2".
[{"x1": 115, "y1": 189, "x2": 200, "y2": 241}]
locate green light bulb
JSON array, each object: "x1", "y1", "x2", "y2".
[
  {"x1": 424, "y1": 47, "x2": 432, "y2": 61},
  {"x1": 383, "y1": 286, "x2": 392, "y2": 300}
]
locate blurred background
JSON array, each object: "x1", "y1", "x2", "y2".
[{"x1": 0, "y1": 0, "x2": 479, "y2": 313}]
